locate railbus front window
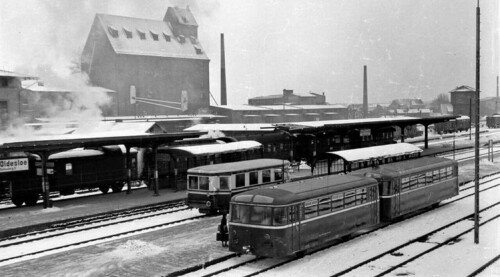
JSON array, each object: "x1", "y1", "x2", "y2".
[
  {"x1": 273, "y1": 207, "x2": 288, "y2": 225},
  {"x1": 199, "y1": 176, "x2": 209, "y2": 190},
  {"x1": 250, "y1": 206, "x2": 272, "y2": 225},
  {"x1": 220, "y1": 176, "x2": 229, "y2": 190},
  {"x1": 231, "y1": 204, "x2": 250, "y2": 224},
  {"x1": 188, "y1": 176, "x2": 198, "y2": 190}
]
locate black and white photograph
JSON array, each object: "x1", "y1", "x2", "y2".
[{"x1": 0, "y1": 0, "x2": 499, "y2": 276}]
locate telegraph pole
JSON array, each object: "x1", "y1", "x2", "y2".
[{"x1": 474, "y1": 0, "x2": 480, "y2": 244}]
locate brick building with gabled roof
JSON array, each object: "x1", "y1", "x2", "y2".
[{"x1": 81, "y1": 6, "x2": 210, "y2": 117}]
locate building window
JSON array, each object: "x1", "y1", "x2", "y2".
[
  {"x1": 137, "y1": 29, "x2": 146, "y2": 40},
  {"x1": 123, "y1": 27, "x2": 133, "y2": 38},
  {"x1": 108, "y1": 26, "x2": 119, "y2": 38},
  {"x1": 194, "y1": 45, "x2": 202, "y2": 54},
  {"x1": 178, "y1": 35, "x2": 185, "y2": 43},
  {"x1": 163, "y1": 32, "x2": 171, "y2": 42},
  {"x1": 150, "y1": 30, "x2": 159, "y2": 41}
]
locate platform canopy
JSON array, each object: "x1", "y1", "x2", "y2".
[
  {"x1": 163, "y1": 140, "x2": 262, "y2": 156},
  {"x1": 326, "y1": 143, "x2": 422, "y2": 163}
]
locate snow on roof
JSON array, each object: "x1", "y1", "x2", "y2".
[
  {"x1": 0, "y1": 69, "x2": 37, "y2": 79},
  {"x1": 327, "y1": 143, "x2": 422, "y2": 162},
  {"x1": 212, "y1": 104, "x2": 346, "y2": 111},
  {"x1": 49, "y1": 148, "x2": 104, "y2": 159},
  {"x1": 185, "y1": 123, "x2": 275, "y2": 132},
  {"x1": 72, "y1": 121, "x2": 157, "y2": 135},
  {"x1": 167, "y1": 140, "x2": 262, "y2": 155},
  {"x1": 97, "y1": 13, "x2": 208, "y2": 60},
  {"x1": 22, "y1": 80, "x2": 115, "y2": 93},
  {"x1": 287, "y1": 117, "x2": 418, "y2": 128}
]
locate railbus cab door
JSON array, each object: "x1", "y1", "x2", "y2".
[
  {"x1": 392, "y1": 179, "x2": 401, "y2": 217},
  {"x1": 290, "y1": 204, "x2": 301, "y2": 253}
]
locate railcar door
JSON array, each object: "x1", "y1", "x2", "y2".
[
  {"x1": 392, "y1": 179, "x2": 401, "y2": 217},
  {"x1": 369, "y1": 185, "x2": 379, "y2": 224},
  {"x1": 289, "y1": 204, "x2": 301, "y2": 252}
]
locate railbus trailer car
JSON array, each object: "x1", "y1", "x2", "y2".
[
  {"x1": 228, "y1": 175, "x2": 380, "y2": 258},
  {"x1": 354, "y1": 156, "x2": 458, "y2": 221},
  {"x1": 187, "y1": 158, "x2": 290, "y2": 214}
]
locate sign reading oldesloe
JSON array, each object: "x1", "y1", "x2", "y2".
[{"x1": 0, "y1": 158, "x2": 29, "y2": 173}]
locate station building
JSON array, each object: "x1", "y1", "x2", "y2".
[{"x1": 81, "y1": 6, "x2": 210, "y2": 117}]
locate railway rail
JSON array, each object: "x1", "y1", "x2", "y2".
[
  {"x1": 166, "y1": 173, "x2": 500, "y2": 277},
  {"x1": 0, "y1": 201, "x2": 207, "y2": 266}
]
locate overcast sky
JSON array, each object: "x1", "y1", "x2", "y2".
[{"x1": 0, "y1": 0, "x2": 498, "y2": 106}]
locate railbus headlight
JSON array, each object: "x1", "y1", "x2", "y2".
[
  {"x1": 264, "y1": 234, "x2": 271, "y2": 240},
  {"x1": 206, "y1": 201, "x2": 212, "y2": 207}
]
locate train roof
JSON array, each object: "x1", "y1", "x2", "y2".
[
  {"x1": 327, "y1": 143, "x2": 422, "y2": 163},
  {"x1": 231, "y1": 175, "x2": 377, "y2": 206},
  {"x1": 188, "y1": 159, "x2": 290, "y2": 175},
  {"x1": 162, "y1": 140, "x2": 262, "y2": 156},
  {"x1": 353, "y1": 156, "x2": 457, "y2": 178}
]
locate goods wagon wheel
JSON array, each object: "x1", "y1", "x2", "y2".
[
  {"x1": 11, "y1": 194, "x2": 24, "y2": 207},
  {"x1": 99, "y1": 184, "x2": 110, "y2": 194},
  {"x1": 24, "y1": 193, "x2": 39, "y2": 206},
  {"x1": 111, "y1": 182, "x2": 123, "y2": 193}
]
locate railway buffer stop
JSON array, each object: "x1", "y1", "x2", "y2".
[
  {"x1": 326, "y1": 143, "x2": 423, "y2": 174},
  {"x1": 0, "y1": 132, "x2": 204, "y2": 208}
]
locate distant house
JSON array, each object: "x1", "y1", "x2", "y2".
[
  {"x1": 81, "y1": 6, "x2": 210, "y2": 117},
  {"x1": 0, "y1": 70, "x2": 37, "y2": 127},
  {"x1": 388, "y1": 98, "x2": 426, "y2": 111}
]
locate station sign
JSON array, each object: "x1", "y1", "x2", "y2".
[{"x1": 0, "y1": 158, "x2": 29, "y2": 173}]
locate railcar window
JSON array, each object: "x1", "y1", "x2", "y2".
[
  {"x1": 274, "y1": 169, "x2": 283, "y2": 181},
  {"x1": 401, "y1": 177, "x2": 410, "y2": 192},
  {"x1": 446, "y1": 166, "x2": 453, "y2": 178},
  {"x1": 199, "y1": 176, "x2": 209, "y2": 190},
  {"x1": 318, "y1": 197, "x2": 331, "y2": 215},
  {"x1": 253, "y1": 195, "x2": 274, "y2": 204},
  {"x1": 231, "y1": 204, "x2": 250, "y2": 224},
  {"x1": 410, "y1": 175, "x2": 418, "y2": 189},
  {"x1": 440, "y1": 168, "x2": 446, "y2": 180},
  {"x1": 332, "y1": 194, "x2": 343, "y2": 211},
  {"x1": 262, "y1": 170, "x2": 271, "y2": 183},
  {"x1": 250, "y1": 206, "x2": 272, "y2": 225},
  {"x1": 188, "y1": 176, "x2": 198, "y2": 190},
  {"x1": 273, "y1": 207, "x2": 287, "y2": 225},
  {"x1": 236, "y1": 173, "x2": 245, "y2": 188},
  {"x1": 219, "y1": 176, "x2": 229, "y2": 190},
  {"x1": 344, "y1": 191, "x2": 356, "y2": 208},
  {"x1": 356, "y1": 188, "x2": 367, "y2": 204},
  {"x1": 426, "y1": 172, "x2": 433, "y2": 184},
  {"x1": 304, "y1": 199, "x2": 318, "y2": 219},
  {"x1": 249, "y1": 171, "x2": 258, "y2": 185},
  {"x1": 433, "y1": 170, "x2": 440, "y2": 182},
  {"x1": 418, "y1": 173, "x2": 426, "y2": 187},
  {"x1": 65, "y1": 163, "x2": 72, "y2": 175}
]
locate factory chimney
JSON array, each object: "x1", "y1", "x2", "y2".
[
  {"x1": 220, "y1": 33, "x2": 227, "y2": 105},
  {"x1": 363, "y1": 65, "x2": 368, "y2": 118}
]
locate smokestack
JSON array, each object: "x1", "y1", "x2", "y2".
[
  {"x1": 496, "y1": 76, "x2": 499, "y2": 114},
  {"x1": 220, "y1": 33, "x2": 227, "y2": 105},
  {"x1": 363, "y1": 65, "x2": 368, "y2": 118}
]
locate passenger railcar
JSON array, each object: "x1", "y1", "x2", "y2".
[
  {"x1": 355, "y1": 156, "x2": 458, "y2": 221},
  {"x1": 43, "y1": 146, "x2": 138, "y2": 195},
  {"x1": 228, "y1": 175, "x2": 380, "y2": 257},
  {"x1": 187, "y1": 159, "x2": 290, "y2": 214},
  {"x1": 228, "y1": 156, "x2": 458, "y2": 258},
  {"x1": 0, "y1": 146, "x2": 139, "y2": 207}
]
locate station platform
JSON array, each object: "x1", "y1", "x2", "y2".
[{"x1": 0, "y1": 188, "x2": 186, "y2": 237}]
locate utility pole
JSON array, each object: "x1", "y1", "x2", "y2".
[{"x1": 474, "y1": 0, "x2": 480, "y2": 244}]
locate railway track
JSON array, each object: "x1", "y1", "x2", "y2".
[
  {"x1": 0, "y1": 201, "x2": 208, "y2": 266},
  {"x1": 166, "y1": 173, "x2": 500, "y2": 277}
]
